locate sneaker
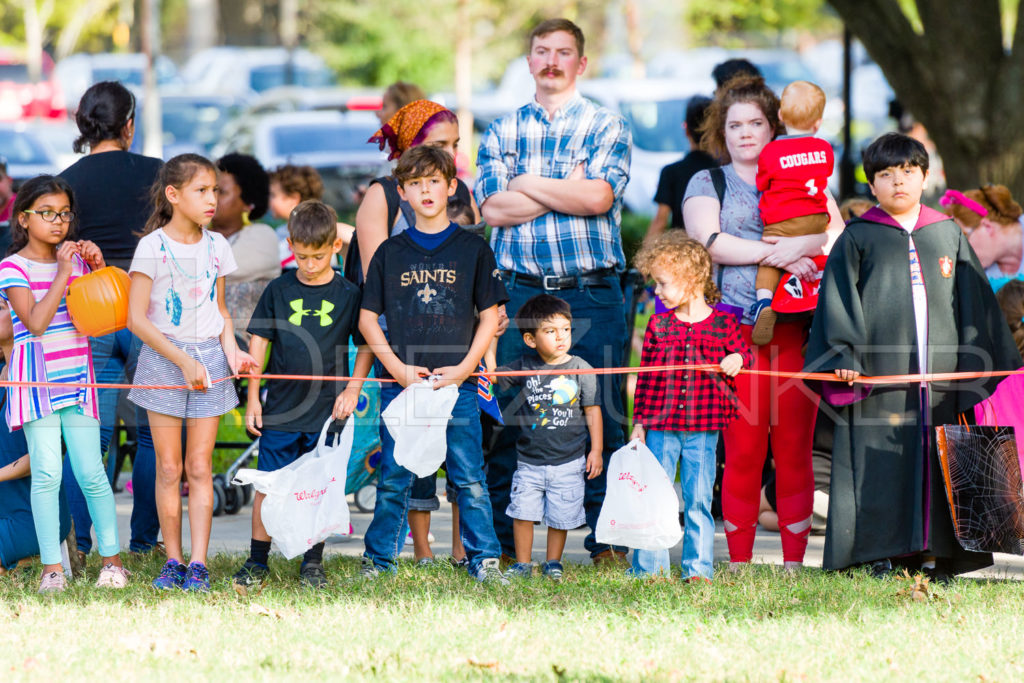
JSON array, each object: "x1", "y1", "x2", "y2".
[
  {"x1": 232, "y1": 559, "x2": 270, "y2": 596},
  {"x1": 448, "y1": 556, "x2": 469, "y2": 570},
  {"x1": 358, "y1": 556, "x2": 382, "y2": 580},
  {"x1": 95, "y1": 563, "x2": 130, "y2": 588},
  {"x1": 869, "y1": 558, "x2": 894, "y2": 579},
  {"x1": 750, "y1": 298, "x2": 777, "y2": 346},
  {"x1": 152, "y1": 559, "x2": 187, "y2": 591},
  {"x1": 299, "y1": 561, "x2": 327, "y2": 589},
  {"x1": 416, "y1": 557, "x2": 436, "y2": 567},
  {"x1": 540, "y1": 560, "x2": 564, "y2": 582},
  {"x1": 505, "y1": 562, "x2": 533, "y2": 579},
  {"x1": 473, "y1": 558, "x2": 510, "y2": 585},
  {"x1": 38, "y1": 570, "x2": 67, "y2": 594},
  {"x1": 183, "y1": 562, "x2": 210, "y2": 592}
]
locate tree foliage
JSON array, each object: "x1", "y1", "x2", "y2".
[
  {"x1": 686, "y1": 0, "x2": 841, "y2": 40},
  {"x1": 828, "y1": 0, "x2": 1024, "y2": 197}
]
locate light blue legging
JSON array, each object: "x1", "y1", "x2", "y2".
[{"x1": 23, "y1": 405, "x2": 119, "y2": 565}]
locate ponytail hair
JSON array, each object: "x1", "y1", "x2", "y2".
[
  {"x1": 141, "y1": 153, "x2": 217, "y2": 235},
  {"x1": 8, "y1": 175, "x2": 78, "y2": 256},
  {"x1": 996, "y1": 279, "x2": 1024, "y2": 358}
]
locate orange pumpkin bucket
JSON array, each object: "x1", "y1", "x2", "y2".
[{"x1": 66, "y1": 266, "x2": 131, "y2": 337}]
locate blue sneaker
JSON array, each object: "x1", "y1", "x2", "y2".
[
  {"x1": 152, "y1": 559, "x2": 187, "y2": 590},
  {"x1": 183, "y1": 562, "x2": 210, "y2": 592},
  {"x1": 505, "y1": 562, "x2": 533, "y2": 579},
  {"x1": 541, "y1": 560, "x2": 564, "y2": 582},
  {"x1": 750, "y1": 297, "x2": 776, "y2": 346}
]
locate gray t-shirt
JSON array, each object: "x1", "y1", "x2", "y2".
[
  {"x1": 684, "y1": 164, "x2": 763, "y2": 324},
  {"x1": 497, "y1": 354, "x2": 600, "y2": 466}
]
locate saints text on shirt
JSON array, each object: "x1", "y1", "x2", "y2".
[
  {"x1": 778, "y1": 151, "x2": 830, "y2": 169},
  {"x1": 400, "y1": 267, "x2": 458, "y2": 287}
]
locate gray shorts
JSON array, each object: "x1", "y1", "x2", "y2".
[
  {"x1": 129, "y1": 337, "x2": 239, "y2": 419},
  {"x1": 506, "y1": 457, "x2": 586, "y2": 530}
]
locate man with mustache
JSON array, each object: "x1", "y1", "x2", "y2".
[{"x1": 475, "y1": 17, "x2": 632, "y2": 565}]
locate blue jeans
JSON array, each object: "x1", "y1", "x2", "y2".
[
  {"x1": 632, "y1": 430, "x2": 718, "y2": 579},
  {"x1": 489, "y1": 274, "x2": 629, "y2": 558},
  {"x1": 364, "y1": 382, "x2": 500, "y2": 574},
  {"x1": 65, "y1": 328, "x2": 159, "y2": 553}
]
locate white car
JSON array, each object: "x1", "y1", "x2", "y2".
[
  {"x1": 182, "y1": 47, "x2": 334, "y2": 98},
  {"x1": 577, "y1": 77, "x2": 715, "y2": 216}
]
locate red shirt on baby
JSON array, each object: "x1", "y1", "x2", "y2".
[{"x1": 756, "y1": 135, "x2": 834, "y2": 225}]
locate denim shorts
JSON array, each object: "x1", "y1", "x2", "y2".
[
  {"x1": 506, "y1": 457, "x2": 586, "y2": 530},
  {"x1": 256, "y1": 429, "x2": 321, "y2": 472}
]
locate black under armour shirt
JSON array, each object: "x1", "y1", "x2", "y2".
[
  {"x1": 248, "y1": 270, "x2": 364, "y2": 433},
  {"x1": 361, "y1": 228, "x2": 507, "y2": 383}
]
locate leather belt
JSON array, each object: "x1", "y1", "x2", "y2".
[{"x1": 501, "y1": 268, "x2": 617, "y2": 291}]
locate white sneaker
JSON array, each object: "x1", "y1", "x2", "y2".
[
  {"x1": 473, "y1": 558, "x2": 510, "y2": 585},
  {"x1": 95, "y1": 563, "x2": 130, "y2": 588},
  {"x1": 38, "y1": 570, "x2": 67, "y2": 594}
]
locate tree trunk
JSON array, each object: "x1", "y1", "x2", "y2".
[
  {"x1": 455, "y1": 0, "x2": 474, "y2": 160},
  {"x1": 828, "y1": 0, "x2": 1024, "y2": 200}
]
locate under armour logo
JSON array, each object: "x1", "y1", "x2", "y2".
[
  {"x1": 418, "y1": 284, "x2": 437, "y2": 304},
  {"x1": 288, "y1": 299, "x2": 335, "y2": 326}
]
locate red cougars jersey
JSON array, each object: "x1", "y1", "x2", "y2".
[{"x1": 756, "y1": 135, "x2": 834, "y2": 225}]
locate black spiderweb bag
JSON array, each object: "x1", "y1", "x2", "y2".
[{"x1": 936, "y1": 418, "x2": 1024, "y2": 554}]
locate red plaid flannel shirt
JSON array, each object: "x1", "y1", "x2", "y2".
[{"x1": 633, "y1": 310, "x2": 753, "y2": 431}]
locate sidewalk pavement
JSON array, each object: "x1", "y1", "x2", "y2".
[{"x1": 112, "y1": 485, "x2": 1024, "y2": 580}]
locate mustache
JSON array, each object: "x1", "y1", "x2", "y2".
[{"x1": 541, "y1": 68, "x2": 564, "y2": 77}]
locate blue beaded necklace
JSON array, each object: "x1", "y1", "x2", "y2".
[{"x1": 157, "y1": 230, "x2": 219, "y2": 327}]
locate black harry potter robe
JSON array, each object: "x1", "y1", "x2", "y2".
[{"x1": 804, "y1": 205, "x2": 1023, "y2": 573}]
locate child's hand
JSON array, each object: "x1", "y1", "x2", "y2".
[
  {"x1": 719, "y1": 353, "x2": 743, "y2": 377},
  {"x1": 55, "y1": 241, "x2": 80, "y2": 272},
  {"x1": 396, "y1": 363, "x2": 430, "y2": 388},
  {"x1": 333, "y1": 385, "x2": 361, "y2": 420},
  {"x1": 245, "y1": 402, "x2": 262, "y2": 436},
  {"x1": 76, "y1": 240, "x2": 105, "y2": 270},
  {"x1": 181, "y1": 358, "x2": 210, "y2": 392},
  {"x1": 429, "y1": 365, "x2": 472, "y2": 390},
  {"x1": 630, "y1": 423, "x2": 646, "y2": 444},
  {"x1": 228, "y1": 349, "x2": 259, "y2": 375},
  {"x1": 835, "y1": 368, "x2": 860, "y2": 385},
  {"x1": 495, "y1": 305, "x2": 509, "y2": 338},
  {"x1": 585, "y1": 449, "x2": 603, "y2": 480}
]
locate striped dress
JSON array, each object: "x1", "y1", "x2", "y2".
[{"x1": 0, "y1": 253, "x2": 98, "y2": 429}]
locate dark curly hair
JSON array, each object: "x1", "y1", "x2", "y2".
[{"x1": 216, "y1": 153, "x2": 270, "y2": 220}]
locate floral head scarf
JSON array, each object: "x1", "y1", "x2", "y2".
[{"x1": 369, "y1": 99, "x2": 452, "y2": 160}]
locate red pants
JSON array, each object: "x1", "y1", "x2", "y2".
[{"x1": 722, "y1": 320, "x2": 817, "y2": 563}]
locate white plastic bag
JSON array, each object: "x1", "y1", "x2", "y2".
[
  {"x1": 595, "y1": 439, "x2": 683, "y2": 551},
  {"x1": 232, "y1": 417, "x2": 353, "y2": 559},
  {"x1": 381, "y1": 380, "x2": 458, "y2": 478}
]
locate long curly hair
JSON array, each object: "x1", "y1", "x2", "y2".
[
  {"x1": 634, "y1": 230, "x2": 721, "y2": 305},
  {"x1": 699, "y1": 75, "x2": 780, "y2": 163}
]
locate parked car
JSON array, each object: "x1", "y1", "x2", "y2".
[
  {"x1": 0, "y1": 49, "x2": 67, "y2": 121},
  {"x1": 577, "y1": 77, "x2": 714, "y2": 216},
  {"x1": 54, "y1": 52, "x2": 179, "y2": 112},
  {"x1": 182, "y1": 47, "x2": 335, "y2": 98},
  {"x1": 0, "y1": 122, "x2": 60, "y2": 181},
  {"x1": 216, "y1": 110, "x2": 387, "y2": 212}
]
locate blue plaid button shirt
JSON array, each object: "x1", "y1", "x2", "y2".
[{"x1": 474, "y1": 91, "x2": 632, "y2": 277}]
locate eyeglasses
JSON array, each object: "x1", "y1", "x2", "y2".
[{"x1": 22, "y1": 209, "x2": 76, "y2": 223}]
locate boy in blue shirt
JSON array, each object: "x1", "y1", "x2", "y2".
[
  {"x1": 235, "y1": 200, "x2": 373, "y2": 593},
  {"x1": 360, "y1": 146, "x2": 509, "y2": 583}
]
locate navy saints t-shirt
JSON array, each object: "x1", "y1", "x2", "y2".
[
  {"x1": 248, "y1": 270, "x2": 364, "y2": 433},
  {"x1": 361, "y1": 225, "x2": 507, "y2": 382}
]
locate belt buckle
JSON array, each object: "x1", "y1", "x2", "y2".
[{"x1": 542, "y1": 274, "x2": 561, "y2": 291}]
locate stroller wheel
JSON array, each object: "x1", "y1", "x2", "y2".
[
  {"x1": 224, "y1": 484, "x2": 242, "y2": 515},
  {"x1": 354, "y1": 484, "x2": 376, "y2": 513},
  {"x1": 212, "y1": 479, "x2": 226, "y2": 517}
]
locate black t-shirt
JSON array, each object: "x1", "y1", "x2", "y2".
[
  {"x1": 59, "y1": 151, "x2": 163, "y2": 269},
  {"x1": 247, "y1": 271, "x2": 364, "y2": 433},
  {"x1": 653, "y1": 150, "x2": 716, "y2": 230},
  {"x1": 361, "y1": 228, "x2": 507, "y2": 380}
]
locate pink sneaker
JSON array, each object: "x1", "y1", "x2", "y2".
[
  {"x1": 38, "y1": 570, "x2": 67, "y2": 594},
  {"x1": 95, "y1": 563, "x2": 131, "y2": 588}
]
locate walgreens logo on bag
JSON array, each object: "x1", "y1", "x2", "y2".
[
  {"x1": 618, "y1": 471, "x2": 648, "y2": 493},
  {"x1": 292, "y1": 477, "x2": 338, "y2": 504}
]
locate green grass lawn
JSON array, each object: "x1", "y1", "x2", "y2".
[{"x1": 2, "y1": 553, "x2": 1023, "y2": 680}]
